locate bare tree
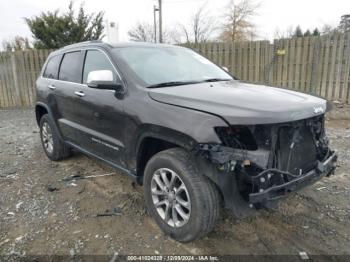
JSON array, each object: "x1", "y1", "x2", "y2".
[
  {"x1": 180, "y1": 25, "x2": 191, "y2": 44},
  {"x1": 320, "y1": 15, "x2": 350, "y2": 36},
  {"x1": 321, "y1": 24, "x2": 338, "y2": 35},
  {"x1": 2, "y1": 36, "x2": 31, "y2": 51},
  {"x1": 220, "y1": 0, "x2": 260, "y2": 42},
  {"x1": 179, "y1": 4, "x2": 217, "y2": 44},
  {"x1": 128, "y1": 22, "x2": 155, "y2": 42},
  {"x1": 128, "y1": 22, "x2": 175, "y2": 43},
  {"x1": 167, "y1": 27, "x2": 184, "y2": 44}
]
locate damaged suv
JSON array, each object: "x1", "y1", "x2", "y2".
[{"x1": 35, "y1": 41, "x2": 337, "y2": 242}]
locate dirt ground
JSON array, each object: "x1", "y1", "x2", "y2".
[{"x1": 0, "y1": 104, "x2": 350, "y2": 258}]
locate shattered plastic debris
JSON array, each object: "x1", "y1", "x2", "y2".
[
  {"x1": 110, "y1": 252, "x2": 119, "y2": 262},
  {"x1": 0, "y1": 239, "x2": 10, "y2": 246},
  {"x1": 16, "y1": 201, "x2": 24, "y2": 210},
  {"x1": 299, "y1": 251, "x2": 310, "y2": 260},
  {"x1": 15, "y1": 235, "x2": 25, "y2": 243},
  {"x1": 62, "y1": 172, "x2": 115, "y2": 182},
  {"x1": 62, "y1": 174, "x2": 85, "y2": 182},
  {"x1": 96, "y1": 207, "x2": 123, "y2": 217},
  {"x1": 47, "y1": 185, "x2": 59, "y2": 192}
]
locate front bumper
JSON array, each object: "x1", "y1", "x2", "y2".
[{"x1": 249, "y1": 152, "x2": 337, "y2": 204}]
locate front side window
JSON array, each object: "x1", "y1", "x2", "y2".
[
  {"x1": 112, "y1": 47, "x2": 233, "y2": 87},
  {"x1": 43, "y1": 55, "x2": 61, "y2": 79},
  {"x1": 83, "y1": 50, "x2": 117, "y2": 84},
  {"x1": 58, "y1": 51, "x2": 82, "y2": 83}
]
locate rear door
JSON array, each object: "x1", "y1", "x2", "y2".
[{"x1": 53, "y1": 50, "x2": 86, "y2": 144}]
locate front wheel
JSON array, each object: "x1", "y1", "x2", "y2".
[{"x1": 143, "y1": 148, "x2": 221, "y2": 242}]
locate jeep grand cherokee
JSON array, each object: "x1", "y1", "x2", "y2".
[{"x1": 35, "y1": 41, "x2": 337, "y2": 242}]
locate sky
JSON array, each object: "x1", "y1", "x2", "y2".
[{"x1": 0, "y1": 0, "x2": 348, "y2": 46}]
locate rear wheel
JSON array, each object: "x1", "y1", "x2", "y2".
[
  {"x1": 143, "y1": 148, "x2": 221, "y2": 242},
  {"x1": 39, "y1": 114, "x2": 71, "y2": 161}
]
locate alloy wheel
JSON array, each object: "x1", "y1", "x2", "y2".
[
  {"x1": 42, "y1": 122, "x2": 54, "y2": 154},
  {"x1": 151, "y1": 168, "x2": 191, "y2": 227}
]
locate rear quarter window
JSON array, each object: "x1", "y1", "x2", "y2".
[{"x1": 43, "y1": 55, "x2": 62, "y2": 79}]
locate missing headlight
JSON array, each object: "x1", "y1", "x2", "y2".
[{"x1": 215, "y1": 126, "x2": 258, "y2": 150}]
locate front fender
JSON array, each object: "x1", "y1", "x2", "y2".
[
  {"x1": 125, "y1": 124, "x2": 198, "y2": 172},
  {"x1": 134, "y1": 124, "x2": 197, "y2": 152}
]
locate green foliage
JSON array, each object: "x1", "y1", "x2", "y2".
[
  {"x1": 294, "y1": 26, "x2": 303, "y2": 37},
  {"x1": 25, "y1": 1, "x2": 104, "y2": 49},
  {"x1": 303, "y1": 30, "x2": 311, "y2": 37},
  {"x1": 293, "y1": 26, "x2": 320, "y2": 38},
  {"x1": 312, "y1": 28, "x2": 320, "y2": 36}
]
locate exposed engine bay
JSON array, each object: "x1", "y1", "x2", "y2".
[{"x1": 198, "y1": 115, "x2": 337, "y2": 207}]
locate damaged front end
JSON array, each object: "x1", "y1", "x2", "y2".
[{"x1": 198, "y1": 115, "x2": 337, "y2": 208}]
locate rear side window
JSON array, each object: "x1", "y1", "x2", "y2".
[
  {"x1": 59, "y1": 51, "x2": 82, "y2": 83},
  {"x1": 43, "y1": 55, "x2": 61, "y2": 79},
  {"x1": 83, "y1": 50, "x2": 117, "y2": 84}
]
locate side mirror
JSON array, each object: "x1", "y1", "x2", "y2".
[
  {"x1": 87, "y1": 70, "x2": 123, "y2": 91},
  {"x1": 222, "y1": 66, "x2": 229, "y2": 72}
]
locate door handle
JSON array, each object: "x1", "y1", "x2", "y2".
[
  {"x1": 48, "y1": 84, "x2": 56, "y2": 90},
  {"x1": 74, "y1": 91, "x2": 85, "y2": 97}
]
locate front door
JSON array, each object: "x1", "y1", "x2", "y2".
[{"x1": 71, "y1": 49, "x2": 127, "y2": 168}]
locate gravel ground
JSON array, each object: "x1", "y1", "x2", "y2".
[{"x1": 0, "y1": 106, "x2": 350, "y2": 258}]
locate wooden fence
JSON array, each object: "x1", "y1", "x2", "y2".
[
  {"x1": 0, "y1": 32, "x2": 350, "y2": 108},
  {"x1": 0, "y1": 49, "x2": 52, "y2": 108},
  {"x1": 185, "y1": 32, "x2": 350, "y2": 104}
]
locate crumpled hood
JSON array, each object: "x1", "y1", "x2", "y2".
[{"x1": 148, "y1": 81, "x2": 327, "y2": 125}]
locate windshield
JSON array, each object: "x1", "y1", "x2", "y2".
[{"x1": 112, "y1": 46, "x2": 233, "y2": 87}]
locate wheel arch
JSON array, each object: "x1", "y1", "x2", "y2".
[
  {"x1": 35, "y1": 102, "x2": 64, "y2": 141},
  {"x1": 133, "y1": 125, "x2": 198, "y2": 180},
  {"x1": 35, "y1": 103, "x2": 49, "y2": 126}
]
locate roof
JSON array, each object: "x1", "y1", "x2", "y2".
[
  {"x1": 50, "y1": 41, "x2": 183, "y2": 57},
  {"x1": 60, "y1": 40, "x2": 179, "y2": 50},
  {"x1": 109, "y1": 42, "x2": 179, "y2": 49}
]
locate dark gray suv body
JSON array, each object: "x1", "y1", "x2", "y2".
[{"x1": 35, "y1": 41, "x2": 337, "y2": 242}]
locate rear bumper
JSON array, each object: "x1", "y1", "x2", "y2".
[{"x1": 249, "y1": 152, "x2": 337, "y2": 204}]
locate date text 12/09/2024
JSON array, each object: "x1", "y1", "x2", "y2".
[{"x1": 127, "y1": 255, "x2": 219, "y2": 261}]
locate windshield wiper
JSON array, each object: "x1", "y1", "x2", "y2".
[
  {"x1": 147, "y1": 81, "x2": 199, "y2": 88},
  {"x1": 200, "y1": 78, "x2": 232, "y2": 83},
  {"x1": 147, "y1": 78, "x2": 232, "y2": 88}
]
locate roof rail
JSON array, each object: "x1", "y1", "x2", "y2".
[{"x1": 62, "y1": 40, "x2": 104, "y2": 49}]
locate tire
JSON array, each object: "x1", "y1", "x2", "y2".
[
  {"x1": 39, "y1": 114, "x2": 71, "y2": 161},
  {"x1": 143, "y1": 148, "x2": 221, "y2": 242}
]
